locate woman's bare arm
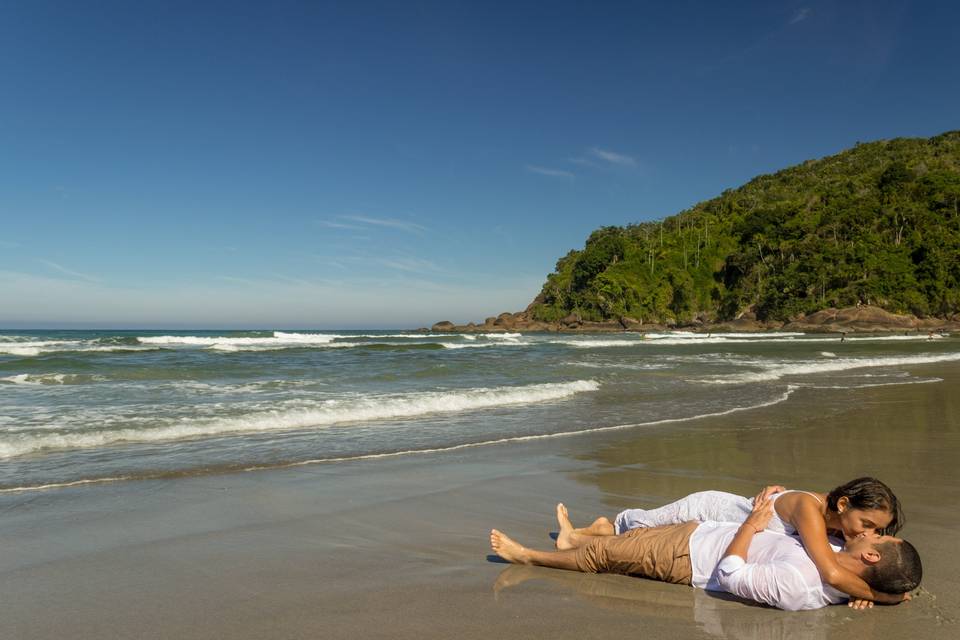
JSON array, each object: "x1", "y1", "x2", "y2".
[{"x1": 774, "y1": 492, "x2": 902, "y2": 604}]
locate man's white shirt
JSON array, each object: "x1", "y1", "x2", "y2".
[{"x1": 689, "y1": 521, "x2": 848, "y2": 611}]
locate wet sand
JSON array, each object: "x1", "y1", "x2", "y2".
[{"x1": 1, "y1": 363, "x2": 958, "y2": 639}]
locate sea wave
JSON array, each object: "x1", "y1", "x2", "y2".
[
  {"x1": 259, "y1": 385, "x2": 798, "y2": 470},
  {"x1": 0, "y1": 341, "x2": 160, "y2": 356},
  {"x1": 803, "y1": 378, "x2": 943, "y2": 390},
  {"x1": 0, "y1": 383, "x2": 794, "y2": 493},
  {"x1": 695, "y1": 352, "x2": 960, "y2": 384},
  {"x1": 439, "y1": 342, "x2": 518, "y2": 350},
  {"x1": 563, "y1": 361, "x2": 673, "y2": 370},
  {"x1": 138, "y1": 332, "x2": 341, "y2": 346},
  {"x1": 0, "y1": 373, "x2": 107, "y2": 385},
  {"x1": 0, "y1": 379, "x2": 600, "y2": 458},
  {"x1": 138, "y1": 331, "x2": 473, "y2": 351}
]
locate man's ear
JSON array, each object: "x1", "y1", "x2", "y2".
[
  {"x1": 860, "y1": 546, "x2": 881, "y2": 566},
  {"x1": 837, "y1": 496, "x2": 850, "y2": 513}
]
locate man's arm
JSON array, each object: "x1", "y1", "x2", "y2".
[
  {"x1": 723, "y1": 492, "x2": 774, "y2": 563},
  {"x1": 714, "y1": 493, "x2": 812, "y2": 611}
]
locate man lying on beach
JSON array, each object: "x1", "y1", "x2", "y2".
[{"x1": 489, "y1": 495, "x2": 921, "y2": 611}]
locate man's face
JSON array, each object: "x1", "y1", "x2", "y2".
[{"x1": 843, "y1": 532, "x2": 900, "y2": 556}]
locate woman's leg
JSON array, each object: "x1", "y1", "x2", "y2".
[
  {"x1": 614, "y1": 491, "x2": 751, "y2": 534},
  {"x1": 555, "y1": 503, "x2": 615, "y2": 550}
]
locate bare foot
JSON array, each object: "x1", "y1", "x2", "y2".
[
  {"x1": 490, "y1": 529, "x2": 531, "y2": 564},
  {"x1": 556, "y1": 503, "x2": 575, "y2": 550}
]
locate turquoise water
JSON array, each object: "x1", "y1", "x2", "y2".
[{"x1": 1, "y1": 329, "x2": 957, "y2": 490}]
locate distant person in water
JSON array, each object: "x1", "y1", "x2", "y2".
[
  {"x1": 490, "y1": 492, "x2": 921, "y2": 612},
  {"x1": 555, "y1": 478, "x2": 907, "y2": 606}
]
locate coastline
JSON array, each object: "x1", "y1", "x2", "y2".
[
  {"x1": 427, "y1": 304, "x2": 960, "y2": 335},
  {"x1": 2, "y1": 365, "x2": 958, "y2": 638}
]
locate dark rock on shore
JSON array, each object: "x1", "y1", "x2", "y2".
[{"x1": 424, "y1": 305, "x2": 960, "y2": 334}]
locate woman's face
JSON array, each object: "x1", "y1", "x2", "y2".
[{"x1": 838, "y1": 499, "x2": 893, "y2": 540}]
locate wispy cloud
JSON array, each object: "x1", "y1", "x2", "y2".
[
  {"x1": 378, "y1": 256, "x2": 440, "y2": 273},
  {"x1": 316, "y1": 215, "x2": 428, "y2": 234},
  {"x1": 699, "y1": 8, "x2": 813, "y2": 75},
  {"x1": 36, "y1": 259, "x2": 99, "y2": 282},
  {"x1": 342, "y1": 215, "x2": 428, "y2": 234},
  {"x1": 525, "y1": 164, "x2": 574, "y2": 179},
  {"x1": 316, "y1": 220, "x2": 365, "y2": 231},
  {"x1": 215, "y1": 275, "x2": 262, "y2": 287},
  {"x1": 790, "y1": 7, "x2": 810, "y2": 24},
  {"x1": 588, "y1": 147, "x2": 637, "y2": 166}
]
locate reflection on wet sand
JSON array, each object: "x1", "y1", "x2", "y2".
[{"x1": 493, "y1": 564, "x2": 882, "y2": 640}]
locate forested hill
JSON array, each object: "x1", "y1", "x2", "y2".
[{"x1": 528, "y1": 131, "x2": 960, "y2": 325}]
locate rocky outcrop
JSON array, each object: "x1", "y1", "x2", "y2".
[
  {"x1": 781, "y1": 305, "x2": 960, "y2": 333},
  {"x1": 425, "y1": 304, "x2": 960, "y2": 334}
]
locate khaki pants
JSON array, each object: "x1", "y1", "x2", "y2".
[{"x1": 573, "y1": 521, "x2": 697, "y2": 585}]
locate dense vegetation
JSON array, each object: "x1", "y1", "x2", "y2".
[{"x1": 529, "y1": 131, "x2": 960, "y2": 324}]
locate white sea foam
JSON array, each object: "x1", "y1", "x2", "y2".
[
  {"x1": 804, "y1": 378, "x2": 943, "y2": 390},
  {"x1": 480, "y1": 333, "x2": 523, "y2": 339},
  {"x1": 139, "y1": 331, "x2": 457, "y2": 347},
  {"x1": 140, "y1": 331, "x2": 459, "y2": 351},
  {"x1": 139, "y1": 332, "x2": 341, "y2": 346},
  {"x1": 1, "y1": 374, "x2": 36, "y2": 384},
  {"x1": 563, "y1": 361, "x2": 672, "y2": 371},
  {"x1": 552, "y1": 339, "x2": 649, "y2": 348},
  {"x1": 0, "y1": 346, "x2": 42, "y2": 356},
  {"x1": 0, "y1": 379, "x2": 600, "y2": 458},
  {"x1": 440, "y1": 342, "x2": 514, "y2": 350},
  {"x1": 550, "y1": 336, "x2": 778, "y2": 348},
  {"x1": 207, "y1": 341, "x2": 418, "y2": 352},
  {"x1": 695, "y1": 352, "x2": 960, "y2": 384},
  {"x1": 0, "y1": 341, "x2": 158, "y2": 356},
  {"x1": 344, "y1": 333, "x2": 458, "y2": 339},
  {"x1": 0, "y1": 373, "x2": 105, "y2": 385},
  {"x1": 820, "y1": 352, "x2": 837, "y2": 358}
]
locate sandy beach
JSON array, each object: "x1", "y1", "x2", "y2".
[{"x1": 2, "y1": 363, "x2": 958, "y2": 639}]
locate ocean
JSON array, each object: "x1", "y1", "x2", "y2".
[{"x1": 1, "y1": 328, "x2": 956, "y2": 491}]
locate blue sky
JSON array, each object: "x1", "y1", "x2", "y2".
[{"x1": 1, "y1": 0, "x2": 958, "y2": 328}]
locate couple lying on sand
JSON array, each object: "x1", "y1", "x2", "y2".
[{"x1": 490, "y1": 477, "x2": 921, "y2": 611}]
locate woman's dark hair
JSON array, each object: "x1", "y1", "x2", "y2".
[{"x1": 826, "y1": 477, "x2": 904, "y2": 535}]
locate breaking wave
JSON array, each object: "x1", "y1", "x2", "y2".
[{"x1": 0, "y1": 379, "x2": 600, "y2": 458}]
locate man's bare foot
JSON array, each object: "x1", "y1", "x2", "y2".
[
  {"x1": 491, "y1": 529, "x2": 531, "y2": 564},
  {"x1": 556, "y1": 503, "x2": 576, "y2": 550}
]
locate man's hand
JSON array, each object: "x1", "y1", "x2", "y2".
[
  {"x1": 723, "y1": 494, "x2": 775, "y2": 564},
  {"x1": 744, "y1": 494, "x2": 775, "y2": 533},
  {"x1": 850, "y1": 591, "x2": 912, "y2": 609},
  {"x1": 752, "y1": 485, "x2": 787, "y2": 504}
]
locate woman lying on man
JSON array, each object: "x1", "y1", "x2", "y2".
[{"x1": 554, "y1": 477, "x2": 907, "y2": 607}]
